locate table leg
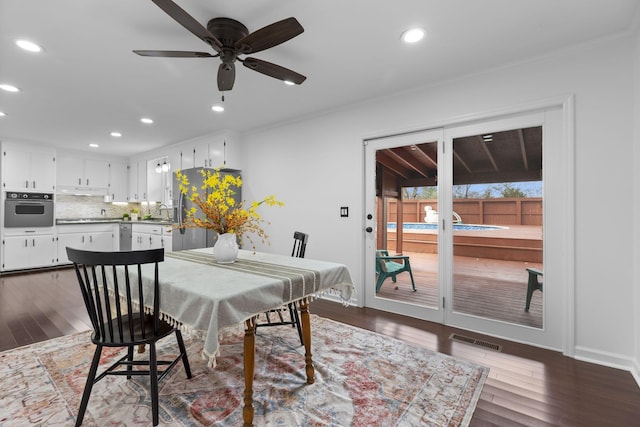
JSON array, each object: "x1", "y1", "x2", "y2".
[
  {"x1": 298, "y1": 298, "x2": 315, "y2": 384},
  {"x1": 243, "y1": 317, "x2": 256, "y2": 427}
]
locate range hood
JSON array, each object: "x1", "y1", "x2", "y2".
[{"x1": 56, "y1": 185, "x2": 108, "y2": 196}]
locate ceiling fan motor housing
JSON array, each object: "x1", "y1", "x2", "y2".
[{"x1": 207, "y1": 18, "x2": 249, "y2": 48}]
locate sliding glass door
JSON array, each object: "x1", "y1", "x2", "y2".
[
  {"x1": 364, "y1": 129, "x2": 444, "y2": 323},
  {"x1": 365, "y1": 107, "x2": 567, "y2": 350}
]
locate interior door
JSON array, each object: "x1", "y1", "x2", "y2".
[{"x1": 364, "y1": 129, "x2": 445, "y2": 323}]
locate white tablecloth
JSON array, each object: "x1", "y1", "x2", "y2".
[{"x1": 138, "y1": 248, "x2": 354, "y2": 365}]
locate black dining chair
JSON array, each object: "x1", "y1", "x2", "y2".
[
  {"x1": 255, "y1": 231, "x2": 308, "y2": 345},
  {"x1": 67, "y1": 247, "x2": 192, "y2": 426}
]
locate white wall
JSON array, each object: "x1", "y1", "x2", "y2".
[
  {"x1": 633, "y1": 24, "x2": 640, "y2": 383},
  {"x1": 240, "y1": 34, "x2": 637, "y2": 366}
]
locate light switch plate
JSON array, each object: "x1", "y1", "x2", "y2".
[{"x1": 340, "y1": 206, "x2": 349, "y2": 217}]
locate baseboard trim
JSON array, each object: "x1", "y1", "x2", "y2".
[
  {"x1": 632, "y1": 359, "x2": 640, "y2": 388},
  {"x1": 574, "y1": 346, "x2": 637, "y2": 376}
]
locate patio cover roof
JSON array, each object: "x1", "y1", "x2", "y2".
[{"x1": 376, "y1": 126, "x2": 542, "y2": 188}]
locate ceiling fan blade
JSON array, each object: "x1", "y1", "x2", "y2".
[
  {"x1": 133, "y1": 50, "x2": 216, "y2": 58},
  {"x1": 151, "y1": 0, "x2": 223, "y2": 51},
  {"x1": 235, "y1": 17, "x2": 304, "y2": 54},
  {"x1": 218, "y1": 63, "x2": 236, "y2": 91},
  {"x1": 243, "y1": 57, "x2": 306, "y2": 85}
]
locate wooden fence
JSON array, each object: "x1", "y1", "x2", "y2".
[{"x1": 387, "y1": 198, "x2": 542, "y2": 226}]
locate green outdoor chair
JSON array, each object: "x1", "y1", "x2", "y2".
[
  {"x1": 525, "y1": 267, "x2": 543, "y2": 311},
  {"x1": 375, "y1": 250, "x2": 416, "y2": 292}
]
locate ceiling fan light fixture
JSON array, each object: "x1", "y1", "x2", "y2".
[
  {"x1": 401, "y1": 27, "x2": 425, "y2": 44},
  {"x1": 140, "y1": 117, "x2": 154, "y2": 124},
  {"x1": 0, "y1": 84, "x2": 20, "y2": 93},
  {"x1": 16, "y1": 39, "x2": 43, "y2": 53},
  {"x1": 211, "y1": 105, "x2": 224, "y2": 112}
]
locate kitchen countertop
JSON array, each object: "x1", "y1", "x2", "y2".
[{"x1": 56, "y1": 218, "x2": 174, "y2": 225}]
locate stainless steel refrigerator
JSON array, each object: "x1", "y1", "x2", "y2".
[{"x1": 171, "y1": 167, "x2": 241, "y2": 251}]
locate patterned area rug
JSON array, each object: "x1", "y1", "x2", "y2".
[{"x1": 0, "y1": 316, "x2": 488, "y2": 426}]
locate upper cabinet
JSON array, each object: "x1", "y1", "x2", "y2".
[
  {"x1": 1, "y1": 141, "x2": 56, "y2": 192},
  {"x1": 108, "y1": 162, "x2": 128, "y2": 202},
  {"x1": 180, "y1": 134, "x2": 239, "y2": 170},
  {"x1": 127, "y1": 160, "x2": 147, "y2": 202},
  {"x1": 57, "y1": 156, "x2": 110, "y2": 189}
]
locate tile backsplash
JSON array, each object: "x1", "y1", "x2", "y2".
[{"x1": 56, "y1": 195, "x2": 138, "y2": 219}]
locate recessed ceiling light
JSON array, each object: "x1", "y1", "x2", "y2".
[
  {"x1": 110, "y1": 131, "x2": 122, "y2": 137},
  {"x1": 211, "y1": 105, "x2": 224, "y2": 112},
  {"x1": 401, "y1": 28, "x2": 425, "y2": 44},
  {"x1": 140, "y1": 117, "x2": 154, "y2": 124},
  {"x1": 284, "y1": 80, "x2": 295, "y2": 86},
  {"x1": 15, "y1": 39, "x2": 43, "y2": 53},
  {"x1": 89, "y1": 143, "x2": 99, "y2": 148},
  {"x1": 0, "y1": 84, "x2": 20, "y2": 93}
]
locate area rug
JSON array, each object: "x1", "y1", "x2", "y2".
[{"x1": 0, "y1": 316, "x2": 488, "y2": 426}]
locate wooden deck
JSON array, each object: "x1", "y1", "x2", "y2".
[{"x1": 376, "y1": 251, "x2": 543, "y2": 328}]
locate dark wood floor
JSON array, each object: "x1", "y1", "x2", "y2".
[{"x1": 1, "y1": 267, "x2": 639, "y2": 426}]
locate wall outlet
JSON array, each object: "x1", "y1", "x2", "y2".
[{"x1": 340, "y1": 206, "x2": 349, "y2": 217}]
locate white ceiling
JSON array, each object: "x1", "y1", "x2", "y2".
[{"x1": 1, "y1": 0, "x2": 639, "y2": 156}]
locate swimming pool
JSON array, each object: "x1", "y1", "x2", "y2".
[{"x1": 387, "y1": 222, "x2": 507, "y2": 231}]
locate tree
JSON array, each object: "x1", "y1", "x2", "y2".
[
  {"x1": 493, "y1": 182, "x2": 527, "y2": 198},
  {"x1": 403, "y1": 186, "x2": 437, "y2": 199}
]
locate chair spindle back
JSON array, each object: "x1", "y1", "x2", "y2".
[
  {"x1": 291, "y1": 231, "x2": 308, "y2": 258},
  {"x1": 67, "y1": 247, "x2": 164, "y2": 344}
]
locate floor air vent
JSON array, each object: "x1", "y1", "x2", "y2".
[{"x1": 449, "y1": 333, "x2": 502, "y2": 352}]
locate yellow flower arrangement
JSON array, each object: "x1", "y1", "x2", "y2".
[{"x1": 175, "y1": 168, "x2": 283, "y2": 248}]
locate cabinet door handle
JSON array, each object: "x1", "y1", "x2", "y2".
[
  {"x1": 82, "y1": 236, "x2": 85, "y2": 243},
  {"x1": 78, "y1": 178, "x2": 81, "y2": 185},
  {"x1": 86, "y1": 179, "x2": 89, "y2": 186},
  {"x1": 90, "y1": 236, "x2": 93, "y2": 243},
  {"x1": 32, "y1": 181, "x2": 36, "y2": 188},
  {"x1": 24, "y1": 239, "x2": 28, "y2": 247},
  {"x1": 25, "y1": 180, "x2": 29, "y2": 188},
  {"x1": 32, "y1": 239, "x2": 35, "y2": 247}
]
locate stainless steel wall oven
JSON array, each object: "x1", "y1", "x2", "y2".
[{"x1": 4, "y1": 192, "x2": 54, "y2": 228}]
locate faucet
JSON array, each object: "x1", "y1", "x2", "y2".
[{"x1": 158, "y1": 203, "x2": 170, "y2": 220}]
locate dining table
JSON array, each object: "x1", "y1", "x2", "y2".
[{"x1": 138, "y1": 247, "x2": 355, "y2": 426}]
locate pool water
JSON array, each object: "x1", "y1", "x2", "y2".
[{"x1": 387, "y1": 222, "x2": 506, "y2": 231}]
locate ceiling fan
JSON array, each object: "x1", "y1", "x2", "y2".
[{"x1": 133, "y1": 0, "x2": 307, "y2": 91}]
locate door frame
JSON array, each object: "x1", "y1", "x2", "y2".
[{"x1": 362, "y1": 95, "x2": 575, "y2": 355}]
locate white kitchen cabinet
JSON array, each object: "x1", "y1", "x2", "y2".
[
  {"x1": 57, "y1": 224, "x2": 116, "y2": 264},
  {"x1": 57, "y1": 156, "x2": 110, "y2": 188},
  {"x1": 1, "y1": 142, "x2": 56, "y2": 192},
  {"x1": 127, "y1": 161, "x2": 148, "y2": 201},
  {"x1": 180, "y1": 147, "x2": 196, "y2": 170},
  {"x1": 109, "y1": 162, "x2": 128, "y2": 202},
  {"x1": 132, "y1": 223, "x2": 172, "y2": 252},
  {"x1": 147, "y1": 159, "x2": 163, "y2": 202},
  {"x1": 2, "y1": 233, "x2": 56, "y2": 271},
  {"x1": 180, "y1": 136, "x2": 238, "y2": 170}
]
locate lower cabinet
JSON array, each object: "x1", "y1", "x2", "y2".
[
  {"x1": 57, "y1": 224, "x2": 116, "y2": 264},
  {"x1": 132, "y1": 224, "x2": 172, "y2": 252},
  {"x1": 2, "y1": 233, "x2": 57, "y2": 271}
]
